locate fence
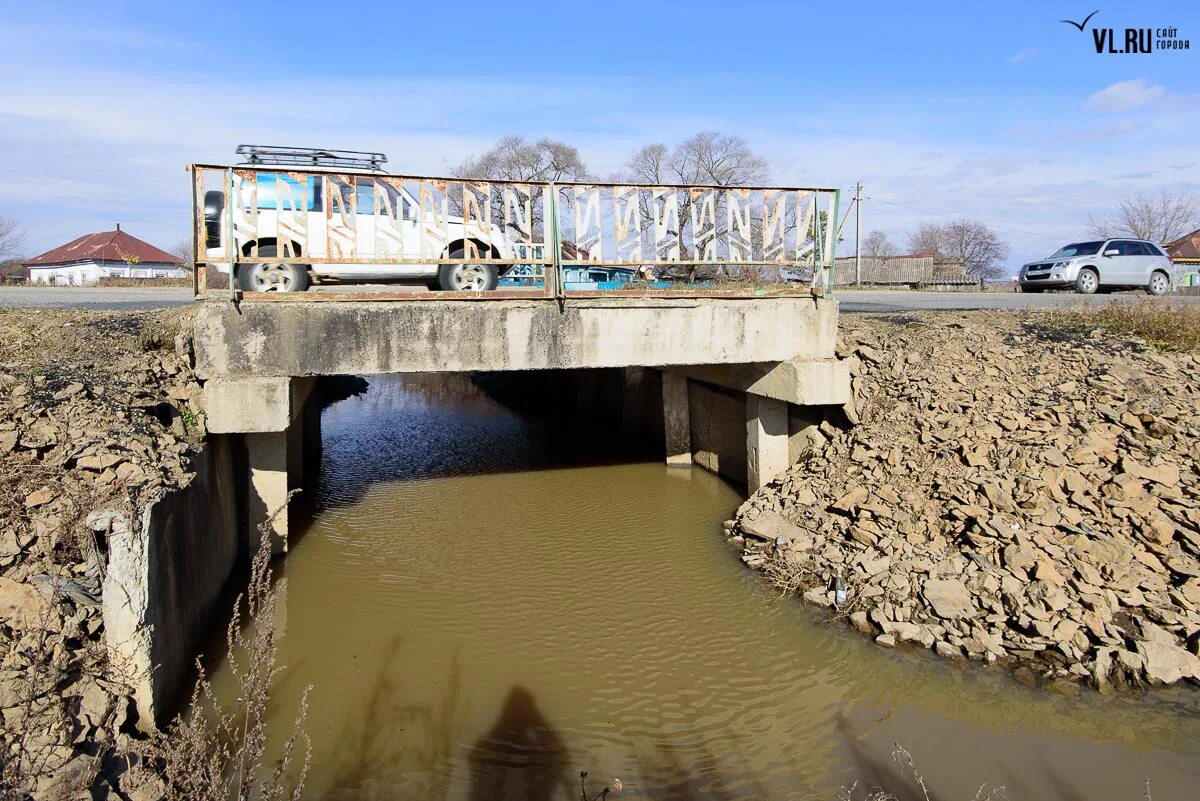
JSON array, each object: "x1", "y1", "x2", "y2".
[
  {"x1": 831, "y1": 256, "x2": 973, "y2": 287},
  {"x1": 189, "y1": 165, "x2": 840, "y2": 299}
]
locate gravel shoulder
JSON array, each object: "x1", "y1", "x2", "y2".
[
  {"x1": 731, "y1": 310, "x2": 1200, "y2": 693},
  {"x1": 0, "y1": 307, "x2": 203, "y2": 798}
]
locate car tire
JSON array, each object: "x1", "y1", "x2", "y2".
[
  {"x1": 1074, "y1": 268, "x2": 1099, "y2": 295},
  {"x1": 238, "y1": 245, "x2": 310, "y2": 293},
  {"x1": 1021, "y1": 286, "x2": 1045, "y2": 293},
  {"x1": 1147, "y1": 270, "x2": 1170, "y2": 296},
  {"x1": 438, "y1": 249, "x2": 497, "y2": 291}
]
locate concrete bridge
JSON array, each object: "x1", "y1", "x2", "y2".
[
  {"x1": 112, "y1": 293, "x2": 848, "y2": 724},
  {"x1": 194, "y1": 295, "x2": 849, "y2": 549}
]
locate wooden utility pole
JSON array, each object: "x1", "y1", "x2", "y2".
[{"x1": 854, "y1": 181, "x2": 862, "y2": 286}]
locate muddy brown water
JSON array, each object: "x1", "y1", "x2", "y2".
[{"x1": 212, "y1": 374, "x2": 1200, "y2": 801}]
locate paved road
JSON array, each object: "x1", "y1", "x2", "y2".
[
  {"x1": 3, "y1": 285, "x2": 1197, "y2": 312},
  {"x1": 0, "y1": 286, "x2": 194, "y2": 311}
]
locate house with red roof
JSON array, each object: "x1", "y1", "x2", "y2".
[
  {"x1": 25, "y1": 226, "x2": 185, "y2": 285},
  {"x1": 1164, "y1": 229, "x2": 1200, "y2": 263},
  {"x1": 1164, "y1": 228, "x2": 1200, "y2": 288}
]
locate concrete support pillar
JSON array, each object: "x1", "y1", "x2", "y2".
[
  {"x1": 747, "y1": 394, "x2": 789, "y2": 491},
  {"x1": 662, "y1": 372, "x2": 692, "y2": 467},
  {"x1": 205, "y1": 375, "x2": 316, "y2": 557},
  {"x1": 245, "y1": 431, "x2": 289, "y2": 556}
]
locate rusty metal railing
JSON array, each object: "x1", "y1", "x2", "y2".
[{"x1": 189, "y1": 164, "x2": 840, "y2": 300}]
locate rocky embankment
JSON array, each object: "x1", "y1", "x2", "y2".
[
  {"x1": 732, "y1": 311, "x2": 1200, "y2": 692},
  {"x1": 0, "y1": 309, "x2": 201, "y2": 799}
]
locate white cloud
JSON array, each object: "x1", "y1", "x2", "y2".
[
  {"x1": 1009, "y1": 48, "x2": 1037, "y2": 63},
  {"x1": 1084, "y1": 79, "x2": 1166, "y2": 112}
]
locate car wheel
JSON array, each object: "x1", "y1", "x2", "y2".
[
  {"x1": 1147, "y1": 270, "x2": 1170, "y2": 296},
  {"x1": 1074, "y1": 268, "x2": 1099, "y2": 295},
  {"x1": 238, "y1": 245, "x2": 310, "y2": 293},
  {"x1": 438, "y1": 249, "x2": 497, "y2": 291}
]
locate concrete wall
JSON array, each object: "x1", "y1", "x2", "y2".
[
  {"x1": 687, "y1": 380, "x2": 747, "y2": 486},
  {"x1": 102, "y1": 435, "x2": 241, "y2": 728},
  {"x1": 194, "y1": 297, "x2": 839, "y2": 379}
]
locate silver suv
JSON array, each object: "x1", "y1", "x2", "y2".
[{"x1": 1019, "y1": 239, "x2": 1176, "y2": 295}]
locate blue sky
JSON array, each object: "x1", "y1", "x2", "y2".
[{"x1": 2, "y1": 0, "x2": 1197, "y2": 270}]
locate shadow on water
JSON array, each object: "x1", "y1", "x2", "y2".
[
  {"x1": 322, "y1": 636, "x2": 466, "y2": 801},
  {"x1": 834, "y1": 714, "x2": 944, "y2": 801},
  {"x1": 467, "y1": 686, "x2": 573, "y2": 801},
  {"x1": 634, "y1": 742, "x2": 740, "y2": 801}
]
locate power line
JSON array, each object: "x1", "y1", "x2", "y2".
[{"x1": 863, "y1": 196, "x2": 1068, "y2": 242}]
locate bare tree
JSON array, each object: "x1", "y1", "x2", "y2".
[
  {"x1": 907, "y1": 220, "x2": 1010, "y2": 280},
  {"x1": 170, "y1": 238, "x2": 195, "y2": 271},
  {"x1": 452, "y1": 136, "x2": 590, "y2": 182},
  {"x1": 862, "y1": 230, "x2": 895, "y2": 259},
  {"x1": 943, "y1": 220, "x2": 1011, "y2": 281},
  {"x1": 621, "y1": 133, "x2": 771, "y2": 281},
  {"x1": 0, "y1": 215, "x2": 25, "y2": 261},
  {"x1": 623, "y1": 132, "x2": 768, "y2": 187},
  {"x1": 907, "y1": 222, "x2": 944, "y2": 258},
  {"x1": 1087, "y1": 190, "x2": 1200, "y2": 243}
]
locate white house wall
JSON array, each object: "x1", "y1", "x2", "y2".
[{"x1": 29, "y1": 261, "x2": 188, "y2": 285}]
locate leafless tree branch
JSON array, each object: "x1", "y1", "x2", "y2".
[
  {"x1": 862, "y1": 230, "x2": 895, "y2": 259},
  {"x1": 907, "y1": 220, "x2": 1010, "y2": 280},
  {"x1": 1087, "y1": 190, "x2": 1199, "y2": 243},
  {"x1": 451, "y1": 136, "x2": 590, "y2": 183},
  {"x1": 0, "y1": 216, "x2": 25, "y2": 262}
]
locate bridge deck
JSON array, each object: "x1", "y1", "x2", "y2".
[{"x1": 193, "y1": 295, "x2": 839, "y2": 380}]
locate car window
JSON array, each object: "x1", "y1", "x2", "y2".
[
  {"x1": 1107, "y1": 241, "x2": 1135, "y2": 256},
  {"x1": 1050, "y1": 241, "x2": 1103, "y2": 258},
  {"x1": 355, "y1": 179, "x2": 410, "y2": 217},
  {"x1": 1127, "y1": 242, "x2": 1152, "y2": 256},
  {"x1": 254, "y1": 173, "x2": 321, "y2": 212},
  {"x1": 1146, "y1": 243, "x2": 1166, "y2": 257},
  {"x1": 355, "y1": 181, "x2": 374, "y2": 215}
]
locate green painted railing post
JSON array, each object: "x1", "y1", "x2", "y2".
[
  {"x1": 547, "y1": 182, "x2": 564, "y2": 299},
  {"x1": 825, "y1": 188, "x2": 841, "y2": 297}
]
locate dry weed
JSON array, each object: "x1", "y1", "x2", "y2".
[
  {"x1": 1039, "y1": 300, "x2": 1200, "y2": 351},
  {"x1": 124, "y1": 501, "x2": 311, "y2": 801}
]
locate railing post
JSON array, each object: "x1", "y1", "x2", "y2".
[
  {"x1": 824, "y1": 188, "x2": 841, "y2": 297},
  {"x1": 547, "y1": 182, "x2": 564, "y2": 299},
  {"x1": 189, "y1": 166, "x2": 200, "y2": 300},
  {"x1": 225, "y1": 168, "x2": 236, "y2": 301}
]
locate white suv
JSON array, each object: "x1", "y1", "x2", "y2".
[
  {"x1": 1019, "y1": 239, "x2": 1176, "y2": 295},
  {"x1": 203, "y1": 146, "x2": 527, "y2": 292}
]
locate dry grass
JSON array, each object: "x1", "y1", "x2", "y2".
[
  {"x1": 124, "y1": 503, "x2": 311, "y2": 801},
  {"x1": 95, "y1": 278, "x2": 191, "y2": 288},
  {"x1": 1039, "y1": 300, "x2": 1200, "y2": 351}
]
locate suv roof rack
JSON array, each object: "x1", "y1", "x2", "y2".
[{"x1": 235, "y1": 145, "x2": 388, "y2": 171}]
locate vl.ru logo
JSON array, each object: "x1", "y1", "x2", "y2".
[{"x1": 1060, "y1": 10, "x2": 1190, "y2": 53}]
